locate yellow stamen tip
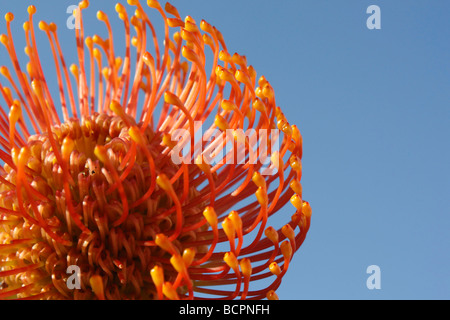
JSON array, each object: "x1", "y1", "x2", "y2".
[
  {"x1": 289, "y1": 180, "x2": 302, "y2": 196},
  {"x1": 267, "y1": 290, "x2": 279, "y2": 300},
  {"x1": 128, "y1": 126, "x2": 146, "y2": 146},
  {"x1": 269, "y1": 261, "x2": 281, "y2": 276},
  {"x1": 5, "y1": 13, "x2": 14, "y2": 23},
  {"x1": 302, "y1": 201, "x2": 312, "y2": 218},
  {"x1": 155, "y1": 233, "x2": 178, "y2": 255},
  {"x1": 203, "y1": 206, "x2": 218, "y2": 227},
  {"x1": 27, "y1": 5, "x2": 36, "y2": 15},
  {"x1": 214, "y1": 114, "x2": 229, "y2": 131},
  {"x1": 97, "y1": 10, "x2": 107, "y2": 22},
  {"x1": 150, "y1": 265, "x2": 164, "y2": 287},
  {"x1": 264, "y1": 226, "x2": 279, "y2": 244},
  {"x1": 224, "y1": 251, "x2": 239, "y2": 270},
  {"x1": 89, "y1": 275, "x2": 105, "y2": 300},
  {"x1": 240, "y1": 258, "x2": 252, "y2": 278},
  {"x1": 156, "y1": 174, "x2": 173, "y2": 192},
  {"x1": 182, "y1": 248, "x2": 196, "y2": 267},
  {"x1": 162, "y1": 282, "x2": 179, "y2": 300},
  {"x1": 255, "y1": 186, "x2": 268, "y2": 206},
  {"x1": 290, "y1": 194, "x2": 303, "y2": 211},
  {"x1": 280, "y1": 240, "x2": 293, "y2": 260},
  {"x1": 61, "y1": 136, "x2": 75, "y2": 160}
]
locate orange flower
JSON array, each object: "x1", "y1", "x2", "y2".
[{"x1": 0, "y1": 0, "x2": 311, "y2": 300}]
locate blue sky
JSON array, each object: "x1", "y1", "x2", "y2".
[{"x1": 1, "y1": 0, "x2": 449, "y2": 300}]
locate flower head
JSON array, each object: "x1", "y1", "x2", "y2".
[{"x1": 0, "y1": 0, "x2": 311, "y2": 300}]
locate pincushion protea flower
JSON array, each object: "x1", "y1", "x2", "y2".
[{"x1": 0, "y1": 0, "x2": 311, "y2": 300}]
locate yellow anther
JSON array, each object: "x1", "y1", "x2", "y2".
[
  {"x1": 109, "y1": 100, "x2": 125, "y2": 117},
  {"x1": 200, "y1": 20, "x2": 213, "y2": 34},
  {"x1": 0, "y1": 66, "x2": 9, "y2": 77},
  {"x1": 224, "y1": 252, "x2": 239, "y2": 271},
  {"x1": 289, "y1": 155, "x2": 302, "y2": 172},
  {"x1": 147, "y1": 0, "x2": 161, "y2": 9},
  {"x1": 127, "y1": 0, "x2": 139, "y2": 6},
  {"x1": 97, "y1": 10, "x2": 107, "y2": 22},
  {"x1": 277, "y1": 118, "x2": 292, "y2": 136},
  {"x1": 164, "y1": 91, "x2": 183, "y2": 108},
  {"x1": 5, "y1": 13, "x2": 14, "y2": 22},
  {"x1": 182, "y1": 46, "x2": 200, "y2": 65},
  {"x1": 150, "y1": 265, "x2": 164, "y2": 287},
  {"x1": 290, "y1": 194, "x2": 302, "y2": 211},
  {"x1": 264, "y1": 226, "x2": 279, "y2": 244},
  {"x1": 267, "y1": 290, "x2": 279, "y2": 300},
  {"x1": 128, "y1": 126, "x2": 146, "y2": 146},
  {"x1": 262, "y1": 83, "x2": 274, "y2": 99},
  {"x1": 27, "y1": 5, "x2": 36, "y2": 15},
  {"x1": 269, "y1": 261, "x2": 281, "y2": 276},
  {"x1": 195, "y1": 155, "x2": 211, "y2": 174},
  {"x1": 31, "y1": 80, "x2": 43, "y2": 98},
  {"x1": 292, "y1": 124, "x2": 301, "y2": 143},
  {"x1": 134, "y1": 9, "x2": 144, "y2": 20},
  {"x1": 38, "y1": 21, "x2": 49, "y2": 31},
  {"x1": 290, "y1": 180, "x2": 302, "y2": 196},
  {"x1": 252, "y1": 171, "x2": 266, "y2": 189},
  {"x1": 255, "y1": 186, "x2": 268, "y2": 206},
  {"x1": 93, "y1": 48, "x2": 101, "y2": 61},
  {"x1": 165, "y1": 2, "x2": 180, "y2": 18},
  {"x1": 232, "y1": 52, "x2": 245, "y2": 65},
  {"x1": 93, "y1": 145, "x2": 107, "y2": 163},
  {"x1": 185, "y1": 15, "x2": 196, "y2": 25},
  {"x1": 170, "y1": 254, "x2": 187, "y2": 274},
  {"x1": 255, "y1": 86, "x2": 264, "y2": 99},
  {"x1": 228, "y1": 211, "x2": 242, "y2": 233},
  {"x1": 156, "y1": 174, "x2": 173, "y2": 192},
  {"x1": 214, "y1": 114, "x2": 229, "y2": 131},
  {"x1": 203, "y1": 33, "x2": 214, "y2": 47},
  {"x1": 0, "y1": 34, "x2": 8, "y2": 46},
  {"x1": 180, "y1": 61, "x2": 189, "y2": 74},
  {"x1": 162, "y1": 133, "x2": 177, "y2": 149},
  {"x1": 85, "y1": 37, "x2": 93, "y2": 49},
  {"x1": 115, "y1": 3, "x2": 126, "y2": 14},
  {"x1": 203, "y1": 206, "x2": 218, "y2": 228},
  {"x1": 61, "y1": 136, "x2": 75, "y2": 160},
  {"x1": 252, "y1": 99, "x2": 266, "y2": 113},
  {"x1": 218, "y1": 67, "x2": 235, "y2": 83},
  {"x1": 162, "y1": 282, "x2": 179, "y2": 300},
  {"x1": 89, "y1": 275, "x2": 105, "y2": 300},
  {"x1": 302, "y1": 201, "x2": 312, "y2": 218},
  {"x1": 18, "y1": 147, "x2": 31, "y2": 166},
  {"x1": 235, "y1": 69, "x2": 251, "y2": 87},
  {"x1": 222, "y1": 217, "x2": 235, "y2": 240},
  {"x1": 240, "y1": 258, "x2": 252, "y2": 278},
  {"x1": 181, "y1": 29, "x2": 196, "y2": 43},
  {"x1": 79, "y1": 0, "x2": 90, "y2": 10},
  {"x1": 247, "y1": 65, "x2": 257, "y2": 80},
  {"x1": 155, "y1": 233, "x2": 178, "y2": 255},
  {"x1": 167, "y1": 18, "x2": 184, "y2": 28},
  {"x1": 184, "y1": 20, "x2": 199, "y2": 34},
  {"x1": 9, "y1": 100, "x2": 21, "y2": 124},
  {"x1": 258, "y1": 75, "x2": 268, "y2": 88},
  {"x1": 221, "y1": 99, "x2": 237, "y2": 112},
  {"x1": 219, "y1": 50, "x2": 232, "y2": 63},
  {"x1": 280, "y1": 240, "x2": 293, "y2": 260},
  {"x1": 115, "y1": 57, "x2": 123, "y2": 70},
  {"x1": 282, "y1": 224, "x2": 295, "y2": 241},
  {"x1": 182, "y1": 248, "x2": 196, "y2": 267},
  {"x1": 49, "y1": 23, "x2": 57, "y2": 32},
  {"x1": 70, "y1": 64, "x2": 79, "y2": 81}
]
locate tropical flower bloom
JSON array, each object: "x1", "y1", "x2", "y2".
[{"x1": 0, "y1": 0, "x2": 311, "y2": 300}]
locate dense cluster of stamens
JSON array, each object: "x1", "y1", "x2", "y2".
[{"x1": 0, "y1": 0, "x2": 311, "y2": 300}]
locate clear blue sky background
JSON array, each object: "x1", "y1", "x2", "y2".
[{"x1": 1, "y1": 0, "x2": 448, "y2": 300}]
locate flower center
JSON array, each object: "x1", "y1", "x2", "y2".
[{"x1": 1, "y1": 113, "x2": 205, "y2": 299}]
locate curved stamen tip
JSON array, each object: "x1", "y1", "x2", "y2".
[
  {"x1": 5, "y1": 13, "x2": 14, "y2": 22},
  {"x1": 267, "y1": 290, "x2": 279, "y2": 300}
]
